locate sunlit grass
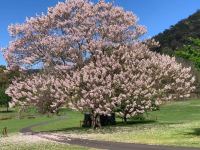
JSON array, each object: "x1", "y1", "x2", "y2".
[
  {"x1": 0, "y1": 134, "x2": 91, "y2": 150},
  {"x1": 34, "y1": 99, "x2": 200, "y2": 148},
  {"x1": 0, "y1": 107, "x2": 68, "y2": 133},
  {"x1": 1, "y1": 143, "x2": 89, "y2": 150},
  {"x1": 2, "y1": 99, "x2": 200, "y2": 148}
]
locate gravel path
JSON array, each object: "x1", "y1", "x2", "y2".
[{"x1": 20, "y1": 118, "x2": 200, "y2": 150}]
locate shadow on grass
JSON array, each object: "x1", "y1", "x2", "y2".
[
  {"x1": 157, "y1": 122, "x2": 184, "y2": 125},
  {"x1": 115, "y1": 119, "x2": 156, "y2": 126},
  {"x1": 0, "y1": 110, "x2": 14, "y2": 113},
  {"x1": 186, "y1": 128, "x2": 200, "y2": 136},
  {"x1": 40, "y1": 119, "x2": 156, "y2": 134}
]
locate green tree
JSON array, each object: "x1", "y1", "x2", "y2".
[
  {"x1": 0, "y1": 87, "x2": 11, "y2": 112},
  {"x1": 176, "y1": 38, "x2": 200, "y2": 70},
  {"x1": 0, "y1": 66, "x2": 20, "y2": 111}
]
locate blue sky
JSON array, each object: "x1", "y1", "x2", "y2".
[{"x1": 0, "y1": 0, "x2": 200, "y2": 65}]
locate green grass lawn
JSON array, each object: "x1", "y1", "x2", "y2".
[
  {"x1": 0, "y1": 133, "x2": 95, "y2": 150},
  {"x1": 0, "y1": 108, "x2": 93, "y2": 150},
  {"x1": 33, "y1": 109, "x2": 83, "y2": 133},
  {"x1": 1, "y1": 141, "x2": 91, "y2": 150},
  {"x1": 32, "y1": 99, "x2": 200, "y2": 148},
  {"x1": 0, "y1": 107, "x2": 69, "y2": 133},
  {"x1": 2, "y1": 99, "x2": 200, "y2": 148}
]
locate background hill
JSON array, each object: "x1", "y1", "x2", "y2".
[{"x1": 154, "y1": 10, "x2": 200, "y2": 55}]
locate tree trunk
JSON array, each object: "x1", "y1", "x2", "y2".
[
  {"x1": 6, "y1": 102, "x2": 9, "y2": 112},
  {"x1": 92, "y1": 114, "x2": 101, "y2": 129},
  {"x1": 123, "y1": 114, "x2": 127, "y2": 123},
  {"x1": 18, "y1": 109, "x2": 22, "y2": 119}
]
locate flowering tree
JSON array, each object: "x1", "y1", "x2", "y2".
[
  {"x1": 4, "y1": 0, "x2": 195, "y2": 128},
  {"x1": 4, "y1": 0, "x2": 146, "y2": 70}
]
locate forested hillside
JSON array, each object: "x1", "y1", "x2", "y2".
[{"x1": 154, "y1": 10, "x2": 200, "y2": 54}]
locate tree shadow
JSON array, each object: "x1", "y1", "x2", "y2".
[
  {"x1": 185, "y1": 128, "x2": 200, "y2": 136},
  {"x1": 39, "y1": 119, "x2": 156, "y2": 134},
  {"x1": 0, "y1": 110, "x2": 14, "y2": 113},
  {"x1": 115, "y1": 119, "x2": 156, "y2": 126},
  {"x1": 157, "y1": 122, "x2": 184, "y2": 125}
]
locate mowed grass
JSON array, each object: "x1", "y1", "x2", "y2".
[
  {"x1": 0, "y1": 107, "x2": 69, "y2": 133},
  {"x1": 151, "y1": 99, "x2": 200, "y2": 123},
  {"x1": 1, "y1": 141, "x2": 91, "y2": 150},
  {"x1": 0, "y1": 133, "x2": 94, "y2": 150},
  {"x1": 0, "y1": 108, "x2": 94, "y2": 150},
  {"x1": 2, "y1": 99, "x2": 200, "y2": 148},
  {"x1": 33, "y1": 109, "x2": 83, "y2": 132},
  {"x1": 33, "y1": 99, "x2": 200, "y2": 148}
]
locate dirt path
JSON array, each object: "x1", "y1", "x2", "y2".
[{"x1": 20, "y1": 118, "x2": 200, "y2": 150}]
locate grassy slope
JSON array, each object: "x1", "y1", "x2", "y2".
[
  {"x1": 2, "y1": 99, "x2": 200, "y2": 147},
  {"x1": 0, "y1": 107, "x2": 69, "y2": 133},
  {"x1": 0, "y1": 109, "x2": 93, "y2": 150},
  {"x1": 33, "y1": 99, "x2": 200, "y2": 148},
  {"x1": 151, "y1": 99, "x2": 200, "y2": 123},
  {"x1": 33, "y1": 109, "x2": 83, "y2": 132}
]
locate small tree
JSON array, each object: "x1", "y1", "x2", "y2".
[
  {"x1": 176, "y1": 38, "x2": 200, "y2": 70},
  {"x1": 0, "y1": 88, "x2": 11, "y2": 112},
  {"x1": 0, "y1": 66, "x2": 20, "y2": 112}
]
